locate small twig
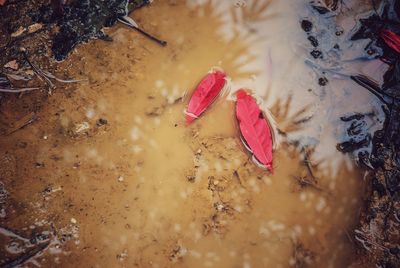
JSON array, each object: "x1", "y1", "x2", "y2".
[
  {"x1": 291, "y1": 175, "x2": 323, "y2": 192},
  {"x1": 23, "y1": 52, "x2": 55, "y2": 89},
  {"x1": 6, "y1": 112, "x2": 37, "y2": 135},
  {"x1": 41, "y1": 70, "x2": 87, "y2": 83},
  {"x1": 22, "y1": 52, "x2": 86, "y2": 92},
  {"x1": 118, "y1": 16, "x2": 167, "y2": 46},
  {"x1": 2, "y1": 241, "x2": 50, "y2": 268},
  {"x1": 350, "y1": 75, "x2": 392, "y2": 105},
  {"x1": 0, "y1": 226, "x2": 30, "y2": 243},
  {"x1": 0, "y1": 87, "x2": 40, "y2": 93}
]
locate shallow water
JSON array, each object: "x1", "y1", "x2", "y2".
[{"x1": 0, "y1": 0, "x2": 388, "y2": 267}]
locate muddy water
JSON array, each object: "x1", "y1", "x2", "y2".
[{"x1": 0, "y1": 0, "x2": 386, "y2": 267}]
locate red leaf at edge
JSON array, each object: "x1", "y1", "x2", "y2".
[
  {"x1": 0, "y1": 0, "x2": 6, "y2": 6},
  {"x1": 185, "y1": 70, "x2": 226, "y2": 124},
  {"x1": 380, "y1": 29, "x2": 400, "y2": 54},
  {"x1": 235, "y1": 89, "x2": 273, "y2": 171}
]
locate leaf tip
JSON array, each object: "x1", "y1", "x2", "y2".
[
  {"x1": 185, "y1": 114, "x2": 196, "y2": 125},
  {"x1": 236, "y1": 89, "x2": 248, "y2": 99}
]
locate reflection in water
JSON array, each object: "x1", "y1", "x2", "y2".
[{"x1": 0, "y1": 0, "x2": 384, "y2": 267}]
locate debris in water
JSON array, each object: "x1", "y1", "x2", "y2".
[
  {"x1": 5, "y1": 112, "x2": 37, "y2": 135},
  {"x1": 185, "y1": 70, "x2": 226, "y2": 124},
  {"x1": 301, "y1": 19, "x2": 312, "y2": 32},
  {"x1": 118, "y1": 15, "x2": 167, "y2": 46},
  {"x1": 1, "y1": 241, "x2": 50, "y2": 268},
  {"x1": 74, "y1": 122, "x2": 90, "y2": 134},
  {"x1": 96, "y1": 118, "x2": 108, "y2": 126},
  {"x1": 235, "y1": 89, "x2": 273, "y2": 171}
]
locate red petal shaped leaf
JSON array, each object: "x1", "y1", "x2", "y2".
[
  {"x1": 0, "y1": 0, "x2": 6, "y2": 6},
  {"x1": 380, "y1": 29, "x2": 400, "y2": 54},
  {"x1": 235, "y1": 89, "x2": 273, "y2": 171},
  {"x1": 186, "y1": 70, "x2": 226, "y2": 124}
]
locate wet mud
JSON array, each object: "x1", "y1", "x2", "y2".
[{"x1": 0, "y1": 0, "x2": 399, "y2": 267}]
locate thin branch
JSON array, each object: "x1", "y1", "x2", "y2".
[
  {"x1": 118, "y1": 16, "x2": 167, "y2": 46},
  {"x1": 0, "y1": 87, "x2": 40, "y2": 93},
  {"x1": 2, "y1": 241, "x2": 50, "y2": 268}
]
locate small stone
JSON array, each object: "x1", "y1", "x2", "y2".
[
  {"x1": 118, "y1": 176, "x2": 124, "y2": 182},
  {"x1": 70, "y1": 218, "x2": 77, "y2": 224}
]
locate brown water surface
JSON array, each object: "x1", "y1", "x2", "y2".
[{"x1": 0, "y1": 0, "x2": 386, "y2": 267}]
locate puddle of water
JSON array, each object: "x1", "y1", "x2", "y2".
[{"x1": 0, "y1": 0, "x2": 387, "y2": 267}]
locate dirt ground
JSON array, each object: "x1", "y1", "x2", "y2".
[{"x1": 0, "y1": 0, "x2": 399, "y2": 267}]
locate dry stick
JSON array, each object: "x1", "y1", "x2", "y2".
[
  {"x1": 0, "y1": 87, "x2": 40, "y2": 93},
  {"x1": 23, "y1": 52, "x2": 55, "y2": 89},
  {"x1": 350, "y1": 75, "x2": 393, "y2": 104},
  {"x1": 118, "y1": 18, "x2": 167, "y2": 46},
  {"x1": 2, "y1": 241, "x2": 50, "y2": 268}
]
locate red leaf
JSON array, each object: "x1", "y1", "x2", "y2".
[
  {"x1": 380, "y1": 29, "x2": 400, "y2": 54},
  {"x1": 0, "y1": 0, "x2": 6, "y2": 6},
  {"x1": 235, "y1": 89, "x2": 273, "y2": 171},
  {"x1": 186, "y1": 70, "x2": 226, "y2": 124}
]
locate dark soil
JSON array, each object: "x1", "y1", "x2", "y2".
[{"x1": 301, "y1": 0, "x2": 400, "y2": 267}]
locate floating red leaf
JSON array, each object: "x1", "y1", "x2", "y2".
[
  {"x1": 185, "y1": 70, "x2": 226, "y2": 124},
  {"x1": 235, "y1": 89, "x2": 273, "y2": 171},
  {"x1": 380, "y1": 29, "x2": 400, "y2": 54}
]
